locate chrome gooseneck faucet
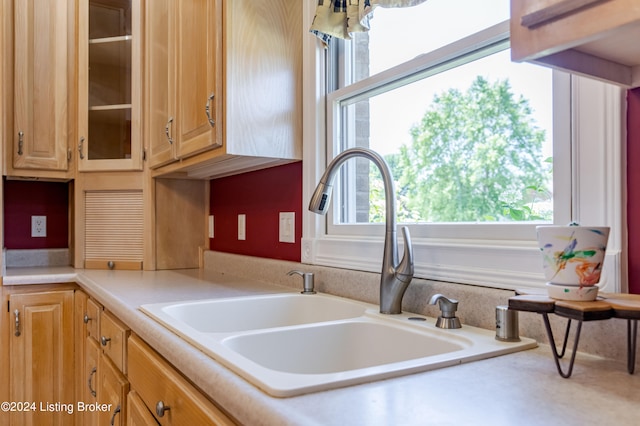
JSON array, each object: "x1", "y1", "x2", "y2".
[{"x1": 309, "y1": 147, "x2": 414, "y2": 314}]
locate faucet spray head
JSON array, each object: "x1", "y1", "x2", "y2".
[{"x1": 309, "y1": 181, "x2": 333, "y2": 215}]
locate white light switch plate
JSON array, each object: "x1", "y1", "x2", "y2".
[
  {"x1": 279, "y1": 212, "x2": 295, "y2": 243},
  {"x1": 238, "y1": 214, "x2": 246, "y2": 240},
  {"x1": 208, "y1": 215, "x2": 214, "y2": 238}
]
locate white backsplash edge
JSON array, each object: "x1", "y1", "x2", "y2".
[{"x1": 203, "y1": 250, "x2": 632, "y2": 366}]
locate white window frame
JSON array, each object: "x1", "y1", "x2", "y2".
[{"x1": 300, "y1": 1, "x2": 627, "y2": 293}]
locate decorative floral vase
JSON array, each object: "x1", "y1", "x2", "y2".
[{"x1": 536, "y1": 224, "x2": 609, "y2": 301}]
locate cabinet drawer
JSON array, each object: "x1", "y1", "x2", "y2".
[
  {"x1": 86, "y1": 298, "x2": 102, "y2": 341},
  {"x1": 100, "y1": 311, "x2": 130, "y2": 374},
  {"x1": 127, "y1": 391, "x2": 160, "y2": 426},
  {"x1": 128, "y1": 335, "x2": 234, "y2": 425}
]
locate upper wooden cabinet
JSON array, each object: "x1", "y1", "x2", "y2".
[
  {"x1": 146, "y1": 0, "x2": 302, "y2": 178},
  {"x1": 146, "y1": 0, "x2": 221, "y2": 169},
  {"x1": 77, "y1": 0, "x2": 143, "y2": 171},
  {"x1": 4, "y1": 0, "x2": 73, "y2": 178},
  {"x1": 510, "y1": 0, "x2": 640, "y2": 87}
]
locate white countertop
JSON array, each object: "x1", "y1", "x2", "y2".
[{"x1": 4, "y1": 267, "x2": 640, "y2": 425}]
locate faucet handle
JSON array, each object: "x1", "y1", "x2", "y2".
[
  {"x1": 397, "y1": 226, "x2": 414, "y2": 280},
  {"x1": 287, "y1": 270, "x2": 316, "y2": 294},
  {"x1": 429, "y1": 294, "x2": 461, "y2": 329}
]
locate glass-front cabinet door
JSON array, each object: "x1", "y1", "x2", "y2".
[{"x1": 78, "y1": 0, "x2": 142, "y2": 171}]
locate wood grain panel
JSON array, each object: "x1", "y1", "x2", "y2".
[
  {"x1": 225, "y1": 0, "x2": 302, "y2": 159},
  {"x1": 155, "y1": 179, "x2": 206, "y2": 269}
]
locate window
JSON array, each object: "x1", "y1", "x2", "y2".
[{"x1": 302, "y1": 0, "x2": 625, "y2": 292}]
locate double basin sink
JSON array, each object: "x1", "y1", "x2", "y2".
[{"x1": 140, "y1": 292, "x2": 536, "y2": 397}]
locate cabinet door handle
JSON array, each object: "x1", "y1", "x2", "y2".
[
  {"x1": 110, "y1": 404, "x2": 121, "y2": 426},
  {"x1": 88, "y1": 367, "x2": 97, "y2": 397},
  {"x1": 14, "y1": 310, "x2": 21, "y2": 337},
  {"x1": 101, "y1": 336, "x2": 111, "y2": 346},
  {"x1": 165, "y1": 117, "x2": 174, "y2": 145},
  {"x1": 78, "y1": 137, "x2": 85, "y2": 160},
  {"x1": 205, "y1": 93, "x2": 215, "y2": 127},
  {"x1": 83, "y1": 313, "x2": 92, "y2": 324},
  {"x1": 17, "y1": 131, "x2": 24, "y2": 155},
  {"x1": 155, "y1": 400, "x2": 171, "y2": 417}
]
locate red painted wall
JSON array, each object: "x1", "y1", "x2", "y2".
[
  {"x1": 209, "y1": 162, "x2": 302, "y2": 261},
  {"x1": 3, "y1": 179, "x2": 70, "y2": 249},
  {"x1": 628, "y1": 88, "x2": 640, "y2": 293}
]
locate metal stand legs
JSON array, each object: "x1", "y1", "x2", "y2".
[
  {"x1": 541, "y1": 314, "x2": 638, "y2": 377},
  {"x1": 541, "y1": 313, "x2": 583, "y2": 378},
  {"x1": 628, "y1": 319, "x2": 638, "y2": 374}
]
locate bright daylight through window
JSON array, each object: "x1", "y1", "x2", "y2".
[
  {"x1": 328, "y1": 0, "x2": 554, "y2": 230},
  {"x1": 306, "y1": 0, "x2": 622, "y2": 292}
]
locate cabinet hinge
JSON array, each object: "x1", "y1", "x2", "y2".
[
  {"x1": 67, "y1": 149, "x2": 72, "y2": 161},
  {"x1": 7, "y1": 301, "x2": 10, "y2": 312},
  {"x1": 143, "y1": 149, "x2": 147, "y2": 161}
]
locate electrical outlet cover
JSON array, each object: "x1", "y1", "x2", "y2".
[{"x1": 31, "y1": 215, "x2": 47, "y2": 237}]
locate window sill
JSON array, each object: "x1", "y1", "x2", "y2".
[{"x1": 302, "y1": 234, "x2": 621, "y2": 292}]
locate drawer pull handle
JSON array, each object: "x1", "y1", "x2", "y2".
[
  {"x1": 101, "y1": 336, "x2": 111, "y2": 346},
  {"x1": 83, "y1": 313, "x2": 92, "y2": 324},
  {"x1": 156, "y1": 400, "x2": 170, "y2": 418},
  {"x1": 88, "y1": 367, "x2": 97, "y2": 397},
  {"x1": 14, "y1": 310, "x2": 21, "y2": 337},
  {"x1": 110, "y1": 404, "x2": 121, "y2": 426}
]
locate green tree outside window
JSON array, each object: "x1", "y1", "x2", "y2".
[{"x1": 369, "y1": 76, "x2": 552, "y2": 223}]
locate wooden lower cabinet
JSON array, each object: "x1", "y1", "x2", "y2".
[
  {"x1": 2, "y1": 288, "x2": 232, "y2": 425},
  {"x1": 82, "y1": 337, "x2": 101, "y2": 426},
  {"x1": 99, "y1": 354, "x2": 129, "y2": 426},
  {"x1": 128, "y1": 334, "x2": 234, "y2": 425},
  {"x1": 4, "y1": 288, "x2": 75, "y2": 426},
  {"x1": 76, "y1": 291, "x2": 131, "y2": 426}
]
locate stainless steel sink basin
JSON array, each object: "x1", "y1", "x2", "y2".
[{"x1": 140, "y1": 292, "x2": 537, "y2": 397}]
